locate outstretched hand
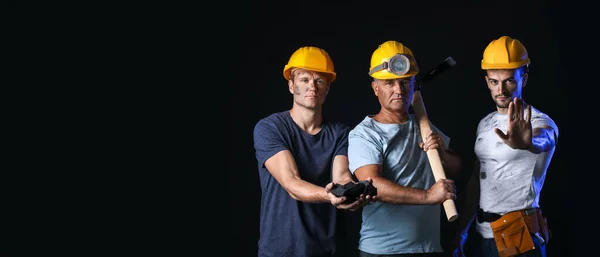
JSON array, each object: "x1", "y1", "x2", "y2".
[
  {"x1": 325, "y1": 178, "x2": 376, "y2": 211},
  {"x1": 494, "y1": 97, "x2": 532, "y2": 149}
]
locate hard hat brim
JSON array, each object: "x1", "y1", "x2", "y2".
[
  {"x1": 369, "y1": 70, "x2": 418, "y2": 80},
  {"x1": 283, "y1": 65, "x2": 337, "y2": 83},
  {"x1": 481, "y1": 59, "x2": 530, "y2": 70}
]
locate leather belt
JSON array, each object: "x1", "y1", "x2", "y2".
[{"x1": 478, "y1": 208, "x2": 538, "y2": 223}]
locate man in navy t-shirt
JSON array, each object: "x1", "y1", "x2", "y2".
[{"x1": 253, "y1": 46, "x2": 374, "y2": 257}]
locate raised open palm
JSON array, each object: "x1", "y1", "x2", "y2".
[{"x1": 494, "y1": 97, "x2": 532, "y2": 149}]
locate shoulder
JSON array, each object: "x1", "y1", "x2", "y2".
[
  {"x1": 478, "y1": 112, "x2": 497, "y2": 125},
  {"x1": 529, "y1": 105, "x2": 559, "y2": 135},
  {"x1": 324, "y1": 118, "x2": 351, "y2": 132},
  {"x1": 529, "y1": 105, "x2": 553, "y2": 121},
  {"x1": 349, "y1": 116, "x2": 378, "y2": 137},
  {"x1": 254, "y1": 111, "x2": 288, "y2": 132}
]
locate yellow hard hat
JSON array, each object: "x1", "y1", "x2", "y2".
[
  {"x1": 369, "y1": 40, "x2": 419, "y2": 79},
  {"x1": 481, "y1": 36, "x2": 530, "y2": 69},
  {"x1": 283, "y1": 46, "x2": 336, "y2": 83}
]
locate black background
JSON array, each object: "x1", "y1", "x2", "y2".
[
  {"x1": 225, "y1": 0, "x2": 577, "y2": 256},
  {"x1": 2, "y1": 0, "x2": 588, "y2": 256}
]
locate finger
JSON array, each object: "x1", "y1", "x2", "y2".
[
  {"x1": 366, "y1": 177, "x2": 373, "y2": 183},
  {"x1": 423, "y1": 140, "x2": 431, "y2": 150},
  {"x1": 527, "y1": 103, "x2": 532, "y2": 123},
  {"x1": 445, "y1": 181, "x2": 454, "y2": 190},
  {"x1": 325, "y1": 182, "x2": 334, "y2": 192},
  {"x1": 516, "y1": 98, "x2": 524, "y2": 120},
  {"x1": 426, "y1": 130, "x2": 433, "y2": 139},
  {"x1": 435, "y1": 137, "x2": 443, "y2": 149},
  {"x1": 427, "y1": 141, "x2": 438, "y2": 150},
  {"x1": 494, "y1": 128, "x2": 508, "y2": 140},
  {"x1": 513, "y1": 98, "x2": 519, "y2": 118},
  {"x1": 345, "y1": 199, "x2": 362, "y2": 209},
  {"x1": 508, "y1": 101, "x2": 515, "y2": 122}
]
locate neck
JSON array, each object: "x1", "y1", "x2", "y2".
[
  {"x1": 373, "y1": 108, "x2": 410, "y2": 124},
  {"x1": 289, "y1": 106, "x2": 323, "y2": 134}
]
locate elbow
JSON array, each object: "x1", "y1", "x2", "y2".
[
  {"x1": 279, "y1": 178, "x2": 303, "y2": 201},
  {"x1": 288, "y1": 192, "x2": 301, "y2": 201}
]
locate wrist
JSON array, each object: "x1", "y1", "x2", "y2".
[{"x1": 526, "y1": 143, "x2": 540, "y2": 153}]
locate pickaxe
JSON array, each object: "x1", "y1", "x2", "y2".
[{"x1": 412, "y1": 57, "x2": 458, "y2": 222}]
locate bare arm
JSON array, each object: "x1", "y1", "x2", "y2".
[
  {"x1": 264, "y1": 150, "x2": 364, "y2": 210},
  {"x1": 264, "y1": 150, "x2": 329, "y2": 203},
  {"x1": 331, "y1": 155, "x2": 356, "y2": 185},
  {"x1": 528, "y1": 126, "x2": 556, "y2": 154},
  {"x1": 354, "y1": 164, "x2": 454, "y2": 205}
]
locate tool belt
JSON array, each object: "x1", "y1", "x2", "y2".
[{"x1": 479, "y1": 208, "x2": 551, "y2": 257}]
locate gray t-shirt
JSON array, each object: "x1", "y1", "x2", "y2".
[
  {"x1": 474, "y1": 105, "x2": 558, "y2": 238},
  {"x1": 348, "y1": 114, "x2": 449, "y2": 254}
]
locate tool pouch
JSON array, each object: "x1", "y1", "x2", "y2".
[
  {"x1": 490, "y1": 211, "x2": 535, "y2": 257},
  {"x1": 523, "y1": 209, "x2": 551, "y2": 244}
]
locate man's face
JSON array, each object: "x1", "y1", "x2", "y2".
[
  {"x1": 288, "y1": 69, "x2": 330, "y2": 110},
  {"x1": 485, "y1": 69, "x2": 527, "y2": 109},
  {"x1": 372, "y1": 77, "x2": 415, "y2": 113}
]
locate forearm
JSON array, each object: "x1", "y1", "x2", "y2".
[
  {"x1": 265, "y1": 150, "x2": 332, "y2": 203},
  {"x1": 331, "y1": 155, "x2": 356, "y2": 184},
  {"x1": 370, "y1": 177, "x2": 430, "y2": 204},
  {"x1": 284, "y1": 177, "x2": 330, "y2": 203},
  {"x1": 528, "y1": 127, "x2": 556, "y2": 154},
  {"x1": 333, "y1": 171, "x2": 356, "y2": 185}
]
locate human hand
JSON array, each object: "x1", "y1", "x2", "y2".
[
  {"x1": 426, "y1": 178, "x2": 455, "y2": 204},
  {"x1": 325, "y1": 182, "x2": 363, "y2": 210},
  {"x1": 420, "y1": 130, "x2": 445, "y2": 152},
  {"x1": 420, "y1": 130, "x2": 446, "y2": 161},
  {"x1": 494, "y1": 97, "x2": 533, "y2": 149},
  {"x1": 350, "y1": 178, "x2": 378, "y2": 211},
  {"x1": 326, "y1": 178, "x2": 378, "y2": 211}
]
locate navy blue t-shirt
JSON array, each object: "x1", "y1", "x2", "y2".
[{"x1": 253, "y1": 110, "x2": 350, "y2": 257}]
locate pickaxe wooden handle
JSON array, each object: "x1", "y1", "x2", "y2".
[{"x1": 412, "y1": 89, "x2": 458, "y2": 222}]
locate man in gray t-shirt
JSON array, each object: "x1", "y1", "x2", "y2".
[{"x1": 349, "y1": 40, "x2": 462, "y2": 256}]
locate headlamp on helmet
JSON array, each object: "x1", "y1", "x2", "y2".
[{"x1": 369, "y1": 54, "x2": 414, "y2": 76}]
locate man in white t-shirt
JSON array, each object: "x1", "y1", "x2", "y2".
[{"x1": 452, "y1": 36, "x2": 559, "y2": 257}]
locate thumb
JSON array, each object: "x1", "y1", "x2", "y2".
[
  {"x1": 494, "y1": 128, "x2": 507, "y2": 140},
  {"x1": 325, "y1": 182, "x2": 334, "y2": 192}
]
